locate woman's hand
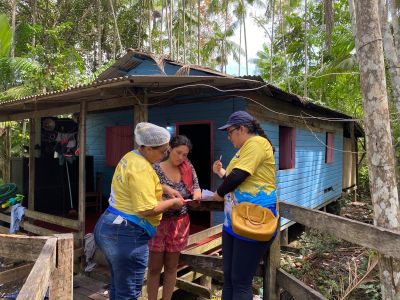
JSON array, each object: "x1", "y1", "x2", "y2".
[
  {"x1": 212, "y1": 160, "x2": 226, "y2": 178},
  {"x1": 170, "y1": 197, "x2": 185, "y2": 210},
  {"x1": 213, "y1": 192, "x2": 224, "y2": 201},
  {"x1": 162, "y1": 185, "x2": 183, "y2": 199},
  {"x1": 192, "y1": 190, "x2": 202, "y2": 200}
]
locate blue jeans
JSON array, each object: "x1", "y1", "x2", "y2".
[
  {"x1": 221, "y1": 230, "x2": 273, "y2": 300},
  {"x1": 94, "y1": 211, "x2": 150, "y2": 300}
]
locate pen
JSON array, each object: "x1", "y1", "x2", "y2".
[{"x1": 219, "y1": 155, "x2": 222, "y2": 161}]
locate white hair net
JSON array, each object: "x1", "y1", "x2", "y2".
[{"x1": 134, "y1": 122, "x2": 171, "y2": 147}]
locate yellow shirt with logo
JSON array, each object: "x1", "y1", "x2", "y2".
[
  {"x1": 226, "y1": 135, "x2": 276, "y2": 194},
  {"x1": 223, "y1": 135, "x2": 277, "y2": 239},
  {"x1": 109, "y1": 151, "x2": 163, "y2": 227}
]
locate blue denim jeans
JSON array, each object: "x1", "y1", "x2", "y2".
[
  {"x1": 221, "y1": 230, "x2": 273, "y2": 300},
  {"x1": 94, "y1": 210, "x2": 150, "y2": 300}
]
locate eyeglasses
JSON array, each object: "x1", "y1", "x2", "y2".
[{"x1": 227, "y1": 127, "x2": 239, "y2": 137}]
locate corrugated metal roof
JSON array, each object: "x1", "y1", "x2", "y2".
[{"x1": 96, "y1": 49, "x2": 230, "y2": 81}]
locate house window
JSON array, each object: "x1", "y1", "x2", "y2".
[
  {"x1": 279, "y1": 126, "x2": 296, "y2": 170},
  {"x1": 106, "y1": 125, "x2": 133, "y2": 167},
  {"x1": 325, "y1": 132, "x2": 334, "y2": 164}
]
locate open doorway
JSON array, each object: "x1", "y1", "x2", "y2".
[{"x1": 176, "y1": 122, "x2": 213, "y2": 231}]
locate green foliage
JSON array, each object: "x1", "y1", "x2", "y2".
[
  {"x1": 0, "y1": 14, "x2": 11, "y2": 57},
  {"x1": 254, "y1": 0, "x2": 363, "y2": 118}
]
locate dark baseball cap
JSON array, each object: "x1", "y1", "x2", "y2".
[{"x1": 218, "y1": 111, "x2": 255, "y2": 130}]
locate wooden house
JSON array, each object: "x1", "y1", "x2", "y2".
[{"x1": 0, "y1": 49, "x2": 362, "y2": 247}]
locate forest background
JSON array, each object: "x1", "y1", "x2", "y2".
[{"x1": 0, "y1": 0, "x2": 396, "y2": 184}]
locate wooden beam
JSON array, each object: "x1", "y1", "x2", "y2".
[
  {"x1": 180, "y1": 253, "x2": 223, "y2": 270},
  {"x1": 187, "y1": 201, "x2": 224, "y2": 212},
  {"x1": 186, "y1": 224, "x2": 222, "y2": 246},
  {"x1": 28, "y1": 118, "x2": 35, "y2": 210},
  {"x1": 264, "y1": 232, "x2": 280, "y2": 300},
  {"x1": 183, "y1": 236, "x2": 222, "y2": 255},
  {"x1": 48, "y1": 234, "x2": 74, "y2": 300},
  {"x1": 276, "y1": 269, "x2": 328, "y2": 300},
  {"x1": 175, "y1": 278, "x2": 211, "y2": 299},
  {"x1": 280, "y1": 201, "x2": 400, "y2": 259},
  {"x1": 0, "y1": 234, "x2": 47, "y2": 261},
  {"x1": 0, "y1": 263, "x2": 34, "y2": 284},
  {"x1": 25, "y1": 209, "x2": 80, "y2": 231},
  {"x1": 78, "y1": 102, "x2": 87, "y2": 244},
  {"x1": 17, "y1": 238, "x2": 57, "y2": 300},
  {"x1": 0, "y1": 97, "x2": 135, "y2": 122}
]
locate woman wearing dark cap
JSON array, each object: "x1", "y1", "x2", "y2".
[{"x1": 212, "y1": 111, "x2": 278, "y2": 300}]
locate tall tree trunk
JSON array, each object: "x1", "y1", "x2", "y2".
[
  {"x1": 183, "y1": 0, "x2": 186, "y2": 63},
  {"x1": 166, "y1": 0, "x2": 171, "y2": 56},
  {"x1": 238, "y1": 17, "x2": 241, "y2": 76},
  {"x1": 279, "y1": 0, "x2": 290, "y2": 92},
  {"x1": 388, "y1": 0, "x2": 400, "y2": 63},
  {"x1": 189, "y1": 0, "x2": 193, "y2": 63},
  {"x1": 171, "y1": 0, "x2": 174, "y2": 59},
  {"x1": 303, "y1": 0, "x2": 308, "y2": 98},
  {"x1": 138, "y1": 2, "x2": 143, "y2": 49},
  {"x1": 222, "y1": 0, "x2": 228, "y2": 72},
  {"x1": 31, "y1": 0, "x2": 37, "y2": 47},
  {"x1": 160, "y1": 0, "x2": 164, "y2": 54},
  {"x1": 380, "y1": 0, "x2": 400, "y2": 122},
  {"x1": 348, "y1": 0, "x2": 360, "y2": 51},
  {"x1": 242, "y1": 2, "x2": 248, "y2": 75},
  {"x1": 197, "y1": 0, "x2": 200, "y2": 64},
  {"x1": 148, "y1": 0, "x2": 152, "y2": 52},
  {"x1": 354, "y1": 1, "x2": 400, "y2": 299},
  {"x1": 10, "y1": 0, "x2": 16, "y2": 58},
  {"x1": 109, "y1": 0, "x2": 123, "y2": 54},
  {"x1": 270, "y1": 0, "x2": 275, "y2": 82},
  {"x1": 324, "y1": 0, "x2": 333, "y2": 53},
  {"x1": 95, "y1": 0, "x2": 102, "y2": 69}
]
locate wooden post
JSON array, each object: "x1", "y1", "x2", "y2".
[
  {"x1": 133, "y1": 92, "x2": 149, "y2": 147},
  {"x1": 350, "y1": 122, "x2": 357, "y2": 201},
  {"x1": 48, "y1": 233, "x2": 74, "y2": 300},
  {"x1": 263, "y1": 231, "x2": 280, "y2": 300},
  {"x1": 78, "y1": 102, "x2": 87, "y2": 246},
  {"x1": 280, "y1": 228, "x2": 289, "y2": 247},
  {"x1": 4, "y1": 125, "x2": 10, "y2": 182},
  {"x1": 28, "y1": 118, "x2": 36, "y2": 210}
]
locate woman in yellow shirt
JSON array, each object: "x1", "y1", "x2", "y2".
[
  {"x1": 94, "y1": 122, "x2": 184, "y2": 300},
  {"x1": 212, "y1": 111, "x2": 277, "y2": 300}
]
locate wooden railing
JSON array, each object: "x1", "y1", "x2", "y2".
[
  {"x1": 185, "y1": 200, "x2": 400, "y2": 300},
  {"x1": 0, "y1": 209, "x2": 81, "y2": 247},
  {"x1": 0, "y1": 233, "x2": 73, "y2": 300}
]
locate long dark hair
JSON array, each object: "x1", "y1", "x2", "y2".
[
  {"x1": 170, "y1": 135, "x2": 193, "y2": 151},
  {"x1": 243, "y1": 119, "x2": 274, "y2": 151}
]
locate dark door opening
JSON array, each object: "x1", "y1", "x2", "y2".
[{"x1": 177, "y1": 122, "x2": 212, "y2": 230}]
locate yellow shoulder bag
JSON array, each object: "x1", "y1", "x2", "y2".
[{"x1": 231, "y1": 194, "x2": 279, "y2": 242}]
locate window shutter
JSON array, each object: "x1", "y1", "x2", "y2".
[
  {"x1": 106, "y1": 125, "x2": 133, "y2": 167},
  {"x1": 279, "y1": 126, "x2": 295, "y2": 170},
  {"x1": 325, "y1": 132, "x2": 334, "y2": 163}
]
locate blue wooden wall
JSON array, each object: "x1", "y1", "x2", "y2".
[
  {"x1": 261, "y1": 122, "x2": 343, "y2": 227},
  {"x1": 86, "y1": 110, "x2": 132, "y2": 198},
  {"x1": 86, "y1": 99, "x2": 343, "y2": 228}
]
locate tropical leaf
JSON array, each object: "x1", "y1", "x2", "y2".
[{"x1": 0, "y1": 14, "x2": 11, "y2": 57}]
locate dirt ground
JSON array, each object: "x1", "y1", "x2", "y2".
[{"x1": 280, "y1": 191, "x2": 381, "y2": 300}]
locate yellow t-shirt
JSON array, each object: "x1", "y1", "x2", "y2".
[
  {"x1": 109, "y1": 151, "x2": 163, "y2": 227},
  {"x1": 226, "y1": 135, "x2": 276, "y2": 194},
  {"x1": 223, "y1": 136, "x2": 277, "y2": 239}
]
